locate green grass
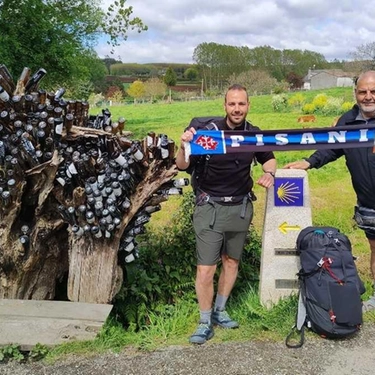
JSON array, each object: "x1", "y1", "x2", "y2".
[
  {"x1": 38, "y1": 86, "x2": 375, "y2": 361},
  {"x1": 95, "y1": 86, "x2": 354, "y2": 140},
  {"x1": 43, "y1": 285, "x2": 298, "y2": 363}
]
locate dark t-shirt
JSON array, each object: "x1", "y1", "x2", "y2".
[
  {"x1": 182, "y1": 117, "x2": 275, "y2": 197},
  {"x1": 305, "y1": 105, "x2": 375, "y2": 209}
]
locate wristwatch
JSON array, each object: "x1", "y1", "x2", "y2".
[{"x1": 265, "y1": 171, "x2": 275, "y2": 178}]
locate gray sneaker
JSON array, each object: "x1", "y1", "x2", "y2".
[
  {"x1": 189, "y1": 321, "x2": 214, "y2": 344},
  {"x1": 212, "y1": 310, "x2": 239, "y2": 328}
]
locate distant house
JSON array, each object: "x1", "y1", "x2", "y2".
[{"x1": 303, "y1": 69, "x2": 355, "y2": 90}]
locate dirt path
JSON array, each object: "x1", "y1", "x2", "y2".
[{"x1": 1, "y1": 324, "x2": 375, "y2": 375}]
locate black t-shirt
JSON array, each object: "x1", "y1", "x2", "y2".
[{"x1": 183, "y1": 117, "x2": 275, "y2": 197}]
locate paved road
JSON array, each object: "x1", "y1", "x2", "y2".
[{"x1": 1, "y1": 324, "x2": 375, "y2": 375}]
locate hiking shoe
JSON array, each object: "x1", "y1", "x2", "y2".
[
  {"x1": 212, "y1": 310, "x2": 239, "y2": 329},
  {"x1": 363, "y1": 296, "x2": 375, "y2": 312},
  {"x1": 189, "y1": 321, "x2": 214, "y2": 345}
]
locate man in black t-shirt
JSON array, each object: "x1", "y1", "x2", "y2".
[{"x1": 176, "y1": 84, "x2": 276, "y2": 344}]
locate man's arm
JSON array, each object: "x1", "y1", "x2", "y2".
[
  {"x1": 283, "y1": 159, "x2": 310, "y2": 170},
  {"x1": 283, "y1": 148, "x2": 344, "y2": 170},
  {"x1": 257, "y1": 158, "x2": 277, "y2": 189}
]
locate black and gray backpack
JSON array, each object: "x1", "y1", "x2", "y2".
[{"x1": 286, "y1": 226, "x2": 365, "y2": 348}]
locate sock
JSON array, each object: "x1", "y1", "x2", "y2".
[
  {"x1": 214, "y1": 294, "x2": 228, "y2": 311},
  {"x1": 199, "y1": 309, "x2": 212, "y2": 324}
]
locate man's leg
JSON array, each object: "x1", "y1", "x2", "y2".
[
  {"x1": 189, "y1": 264, "x2": 217, "y2": 344},
  {"x1": 217, "y1": 254, "x2": 239, "y2": 299},
  {"x1": 212, "y1": 255, "x2": 240, "y2": 328},
  {"x1": 363, "y1": 238, "x2": 375, "y2": 312},
  {"x1": 196, "y1": 264, "x2": 217, "y2": 313}
]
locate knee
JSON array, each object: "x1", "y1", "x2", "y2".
[
  {"x1": 197, "y1": 265, "x2": 216, "y2": 283},
  {"x1": 222, "y1": 255, "x2": 239, "y2": 270}
]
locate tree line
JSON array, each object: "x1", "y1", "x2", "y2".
[{"x1": 1, "y1": 0, "x2": 375, "y2": 101}]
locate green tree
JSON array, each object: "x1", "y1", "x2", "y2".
[
  {"x1": 102, "y1": 56, "x2": 123, "y2": 74},
  {"x1": 126, "y1": 80, "x2": 145, "y2": 103},
  {"x1": 193, "y1": 42, "x2": 328, "y2": 90},
  {"x1": 0, "y1": 0, "x2": 147, "y2": 88},
  {"x1": 163, "y1": 67, "x2": 177, "y2": 87},
  {"x1": 163, "y1": 67, "x2": 177, "y2": 102},
  {"x1": 193, "y1": 42, "x2": 242, "y2": 90},
  {"x1": 184, "y1": 67, "x2": 198, "y2": 81}
]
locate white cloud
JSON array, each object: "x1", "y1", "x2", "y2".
[{"x1": 97, "y1": 0, "x2": 375, "y2": 64}]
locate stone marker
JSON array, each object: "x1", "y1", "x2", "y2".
[
  {"x1": 259, "y1": 169, "x2": 312, "y2": 308},
  {"x1": 0, "y1": 299, "x2": 113, "y2": 350}
]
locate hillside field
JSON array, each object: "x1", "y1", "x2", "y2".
[{"x1": 94, "y1": 86, "x2": 371, "y2": 282}]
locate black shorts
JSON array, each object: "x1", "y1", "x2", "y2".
[{"x1": 193, "y1": 201, "x2": 253, "y2": 265}]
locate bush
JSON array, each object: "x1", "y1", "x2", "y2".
[
  {"x1": 301, "y1": 103, "x2": 315, "y2": 114},
  {"x1": 271, "y1": 94, "x2": 288, "y2": 112},
  {"x1": 113, "y1": 192, "x2": 197, "y2": 327},
  {"x1": 342, "y1": 101, "x2": 354, "y2": 112},
  {"x1": 233, "y1": 226, "x2": 262, "y2": 297},
  {"x1": 88, "y1": 92, "x2": 105, "y2": 107},
  {"x1": 272, "y1": 81, "x2": 289, "y2": 94},
  {"x1": 301, "y1": 94, "x2": 355, "y2": 116},
  {"x1": 320, "y1": 97, "x2": 343, "y2": 116},
  {"x1": 287, "y1": 93, "x2": 306, "y2": 109},
  {"x1": 311, "y1": 93, "x2": 328, "y2": 111}
]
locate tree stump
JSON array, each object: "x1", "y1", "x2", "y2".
[{"x1": 0, "y1": 65, "x2": 181, "y2": 303}]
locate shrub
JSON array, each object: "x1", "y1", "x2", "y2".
[
  {"x1": 311, "y1": 93, "x2": 328, "y2": 111},
  {"x1": 342, "y1": 101, "x2": 354, "y2": 112},
  {"x1": 113, "y1": 192, "x2": 197, "y2": 328},
  {"x1": 287, "y1": 93, "x2": 306, "y2": 109},
  {"x1": 272, "y1": 81, "x2": 289, "y2": 94},
  {"x1": 88, "y1": 92, "x2": 105, "y2": 107},
  {"x1": 320, "y1": 97, "x2": 343, "y2": 116},
  {"x1": 302, "y1": 103, "x2": 315, "y2": 114},
  {"x1": 271, "y1": 94, "x2": 288, "y2": 112}
]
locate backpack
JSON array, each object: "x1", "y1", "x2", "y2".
[{"x1": 286, "y1": 226, "x2": 365, "y2": 348}]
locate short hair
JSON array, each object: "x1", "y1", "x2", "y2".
[
  {"x1": 225, "y1": 84, "x2": 248, "y2": 102},
  {"x1": 355, "y1": 70, "x2": 375, "y2": 87}
]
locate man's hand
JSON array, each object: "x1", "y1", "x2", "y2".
[
  {"x1": 283, "y1": 160, "x2": 310, "y2": 170},
  {"x1": 257, "y1": 173, "x2": 274, "y2": 188},
  {"x1": 180, "y1": 127, "x2": 196, "y2": 147},
  {"x1": 176, "y1": 127, "x2": 197, "y2": 169}
]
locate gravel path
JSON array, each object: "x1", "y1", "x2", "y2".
[{"x1": 1, "y1": 324, "x2": 375, "y2": 375}]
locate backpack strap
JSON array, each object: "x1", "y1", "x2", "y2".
[
  {"x1": 286, "y1": 291, "x2": 306, "y2": 348},
  {"x1": 191, "y1": 121, "x2": 220, "y2": 192},
  {"x1": 190, "y1": 119, "x2": 252, "y2": 192}
]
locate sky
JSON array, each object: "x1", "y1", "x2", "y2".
[{"x1": 96, "y1": 0, "x2": 375, "y2": 65}]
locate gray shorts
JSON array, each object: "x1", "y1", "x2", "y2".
[
  {"x1": 193, "y1": 201, "x2": 253, "y2": 265},
  {"x1": 354, "y1": 205, "x2": 375, "y2": 240}
]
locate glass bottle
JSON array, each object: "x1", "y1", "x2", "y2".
[{"x1": 24, "y1": 68, "x2": 47, "y2": 93}]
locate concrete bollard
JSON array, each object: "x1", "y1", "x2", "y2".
[{"x1": 259, "y1": 169, "x2": 312, "y2": 308}]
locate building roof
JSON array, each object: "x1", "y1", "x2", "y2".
[{"x1": 303, "y1": 69, "x2": 356, "y2": 82}]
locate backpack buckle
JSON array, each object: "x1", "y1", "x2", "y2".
[{"x1": 317, "y1": 258, "x2": 324, "y2": 267}]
